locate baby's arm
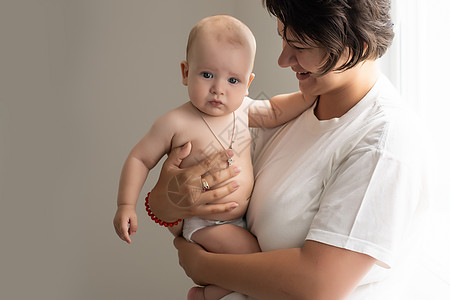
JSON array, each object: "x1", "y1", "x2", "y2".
[
  {"x1": 114, "y1": 114, "x2": 175, "y2": 244},
  {"x1": 248, "y1": 91, "x2": 316, "y2": 128}
]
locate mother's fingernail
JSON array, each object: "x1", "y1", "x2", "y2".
[
  {"x1": 233, "y1": 166, "x2": 241, "y2": 174},
  {"x1": 232, "y1": 181, "x2": 240, "y2": 189},
  {"x1": 231, "y1": 202, "x2": 239, "y2": 208},
  {"x1": 226, "y1": 149, "x2": 234, "y2": 157}
]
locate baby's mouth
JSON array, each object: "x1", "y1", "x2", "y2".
[{"x1": 209, "y1": 100, "x2": 223, "y2": 106}]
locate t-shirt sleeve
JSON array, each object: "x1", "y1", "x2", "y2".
[{"x1": 306, "y1": 146, "x2": 424, "y2": 268}]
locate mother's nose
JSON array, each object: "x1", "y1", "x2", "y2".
[{"x1": 278, "y1": 41, "x2": 297, "y2": 68}]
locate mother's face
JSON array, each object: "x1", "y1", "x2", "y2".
[{"x1": 276, "y1": 20, "x2": 352, "y2": 98}]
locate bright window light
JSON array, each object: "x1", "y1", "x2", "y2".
[{"x1": 379, "y1": 1, "x2": 450, "y2": 298}]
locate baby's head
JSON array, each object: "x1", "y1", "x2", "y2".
[
  {"x1": 185, "y1": 15, "x2": 256, "y2": 65},
  {"x1": 181, "y1": 15, "x2": 256, "y2": 116}
]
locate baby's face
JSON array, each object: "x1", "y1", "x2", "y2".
[{"x1": 181, "y1": 34, "x2": 254, "y2": 117}]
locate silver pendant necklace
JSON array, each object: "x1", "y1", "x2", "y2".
[{"x1": 195, "y1": 106, "x2": 236, "y2": 166}]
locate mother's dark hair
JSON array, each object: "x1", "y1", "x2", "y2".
[{"x1": 263, "y1": 0, "x2": 394, "y2": 75}]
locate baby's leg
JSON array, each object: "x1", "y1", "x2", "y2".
[
  {"x1": 191, "y1": 223, "x2": 261, "y2": 254},
  {"x1": 188, "y1": 224, "x2": 261, "y2": 300}
]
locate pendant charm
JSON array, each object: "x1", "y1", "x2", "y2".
[{"x1": 196, "y1": 107, "x2": 236, "y2": 168}]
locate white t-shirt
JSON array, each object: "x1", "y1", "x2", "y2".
[{"x1": 222, "y1": 74, "x2": 429, "y2": 300}]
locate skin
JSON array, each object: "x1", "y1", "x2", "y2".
[
  {"x1": 114, "y1": 144, "x2": 242, "y2": 243},
  {"x1": 148, "y1": 145, "x2": 242, "y2": 238},
  {"x1": 113, "y1": 18, "x2": 315, "y2": 245},
  {"x1": 174, "y1": 239, "x2": 375, "y2": 300},
  {"x1": 180, "y1": 26, "x2": 261, "y2": 300},
  {"x1": 276, "y1": 20, "x2": 378, "y2": 120},
  {"x1": 113, "y1": 13, "x2": 325, "y2": 300},
  {"x1": 166, "y1": 20, "x2": 380, "y2": 300},
  {"x1": 181, "y1": 27, "x2": 255, "y2": 117},
  {"x1": 113, "y1": 30, "x2": 257, "y2": 243}
]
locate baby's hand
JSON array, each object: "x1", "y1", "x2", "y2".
[
  {"x1": 302, "y1": 92, "x2": 318, "y2": 107},
  {"x1": 113, "y1": 204, "x2": 137, "y2": 244}
]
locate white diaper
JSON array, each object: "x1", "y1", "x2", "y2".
[{"x1": 182, "y1": 216, "x2": 246, "y2": 242}]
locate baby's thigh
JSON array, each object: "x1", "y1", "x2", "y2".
[{"x1": 191, "y1": 224, "x2": 260, "y2": 254}]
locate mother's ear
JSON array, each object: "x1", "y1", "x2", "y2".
[{"x1": 180, "y1": 60, "x2": 189, "y2": 86}]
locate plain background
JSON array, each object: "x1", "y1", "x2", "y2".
[
  {"x1": 0, "y1": 1, "x2": 300, "y2": 299},
  {"x1": 1, "y1": 1, "x2": 432, "y2": 300}
]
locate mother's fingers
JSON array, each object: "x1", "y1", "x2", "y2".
[
  {"x1": 201, "y1": 178, "x2": 240, "y2": 203},
  {"x1": 163, "y1": 142, "x2": 192, "y2": 170},
  {"x1": 194, "y1": 201, "x2": 240, "y2": 218},
  {"x1": 168, "y1": 173, "x2": 240, "y2": 209},
  {"x1": 189, "y1": 149, "x2": 234, "y2": 177},
  {"x1": 201, "y1": 164, "x2": 241, "y2": 190},
  {"x1": 184, "y1": 181, "x2": 241, "y2": 220}
]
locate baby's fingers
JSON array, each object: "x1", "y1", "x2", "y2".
[
  {"x1": 121, "y1": 221, "x2": 132, "y2": 244},
  {"x1": 128, "y1": 216, "x2": 138, "y2": 237},
  {"x1": 114, "y1": 218, "x2": 131, "y2": 244}
]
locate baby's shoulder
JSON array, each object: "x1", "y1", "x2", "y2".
[{"x1": 155, "y1": 102, "x2": 197, "y2": 127}]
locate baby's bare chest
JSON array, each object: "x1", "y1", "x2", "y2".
[{"x1": 175, "y1": 114, "x2": 252, "y2": 168}]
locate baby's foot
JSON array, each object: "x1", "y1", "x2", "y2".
[{"x1": 187, "y1": 286, "x2": 205, "y2": 300}]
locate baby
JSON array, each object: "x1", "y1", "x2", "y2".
[{"x1": 113, "y1": 15, "x2": 315, "y2": 300}]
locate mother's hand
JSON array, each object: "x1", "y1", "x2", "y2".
[
  {"x1": 148, "y1": 142, "x2": 241, "y2": 222},
  {"x1": 173, "y1": 236, "x2": 209, "y2": 286}
]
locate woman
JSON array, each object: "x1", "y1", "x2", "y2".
[{"x1": 148, "y1": 0, "x2": 429, "y2": 299}]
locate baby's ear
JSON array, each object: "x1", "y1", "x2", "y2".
[
  {"x1": 245, "y1": 73, "x2": 255, "y2": 96},
  {"x1": 247, "y1": 73, "x2": 255, "y2": 88},
  {"x1": 180, "y1": 61, "x2": 189, "y2": 86}
]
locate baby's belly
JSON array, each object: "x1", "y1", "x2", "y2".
[
  {"x1": 180, "y1": 151, "x2": 254, "y2": 221},
  {"x1": 204, "y1": 169, "x2": 254, "y2": 221}
]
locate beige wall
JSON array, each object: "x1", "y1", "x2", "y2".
[{"x1": 0, "y1": 1, "x2": 297, "y2": 299}]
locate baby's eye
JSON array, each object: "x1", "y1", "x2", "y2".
[
  {"x1": 202, "y1": 72, "x2": 213, "y2": 79},
  {"x1": 228, "y1": 78, "x2": 239, "y2": 84}
]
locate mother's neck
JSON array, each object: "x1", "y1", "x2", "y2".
[{"x1": 314, "y1": 61, "x2": 379, "y2": 120}]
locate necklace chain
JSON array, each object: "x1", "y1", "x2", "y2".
[{"x1": 195, "y1": 107, "x2": 236, "y2": 165}]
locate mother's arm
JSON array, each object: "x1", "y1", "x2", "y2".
[
  {"x1": 174, "y1": 237, "x2": 375, "y2": 300},
  {"x1": 148, "y1": 142, "x2": 242, "y2": 236}
]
